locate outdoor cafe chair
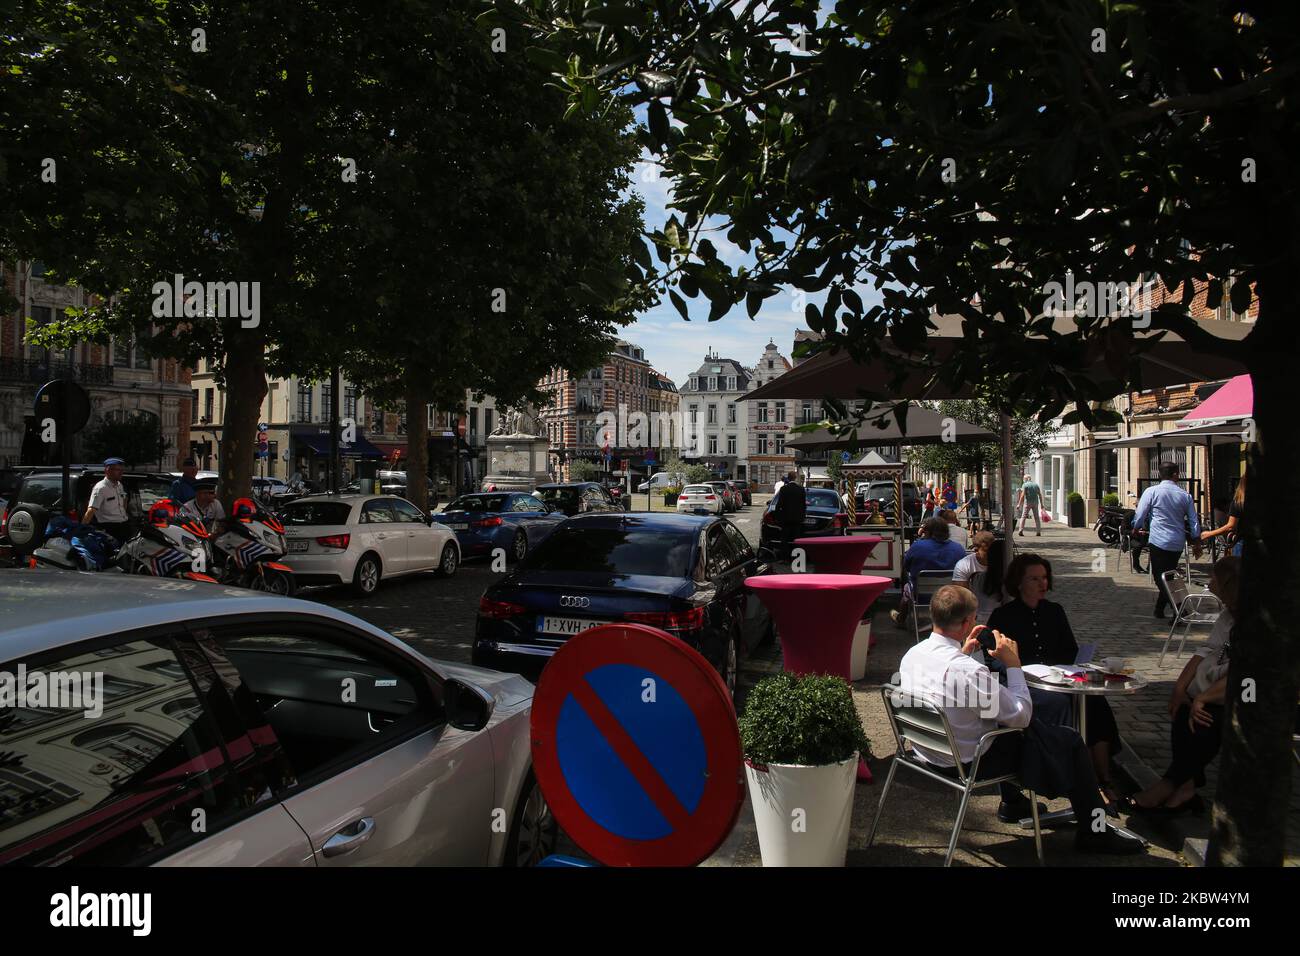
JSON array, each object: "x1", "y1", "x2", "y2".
[
  {"x1": 912, "y1": 569, "x2": 954, "y2": 643},
  {"x1": 869, "y1": 685, "x2": 1044, "y2": 866},
  {"x1": 1159, "y1": 570, "x2": 1222, "y2": 665}
]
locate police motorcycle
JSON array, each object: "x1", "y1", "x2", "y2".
[
  {"x1": 117, "y1": 500, "x2": 219, "y2": 582},
  {"x1": 29, "y1": 517, "x2": 122, "y2": 572},
  {"x1": 207, "y1": 496, "x2": 296, "y2": 595}
]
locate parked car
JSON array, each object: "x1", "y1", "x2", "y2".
[
  {"x1": 707, "y1": 481, "x2": 739, "y2": 512},
  {"x1": 377, "y1": 471, "x2": 447, "y2": 499},
  {"x1": 725, "y1": 480, "x2": 750, "y2": 507},
  {"x1": 432, "y1": 491, "x2": 566, "y2": 563},
  {"x1": 533, "y1": 482, "x2": 620, "y2": 517},
  {"x1": 759, "y1": 486, "x2": 849, "y2": 551},
  {"x1": 636, "y1": 471, "x2": 686, "y2": 493},
  {"x1": 854, "y1": 479, "x2": 923, "y2": 525},
  {"x1": 276, "y1": 494, "x2": 460, "y2": 595},
  {"x1": 169, "y1": 469, "x2": 221, "y2": 482},
  {"x1": 472, "y1": 513, "x2": 775, "y2": 697},
  {"x1": 0, "y1": 573, "x2": 555, "y2": 866},
  {"x1": 602, "y1": 482, "x2": 633, "y2": 511},
  {"x1": 676, "y1": 483, "x2": 725, "y2": 515},
  {"x1": 1, "y1": 466, "x2": 174, "y2": 561}
]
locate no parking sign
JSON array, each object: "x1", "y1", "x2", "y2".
[{"x1": 530, "y1": 623, "x2": 745, "y2": 867}]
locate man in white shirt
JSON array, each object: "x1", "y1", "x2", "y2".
[
  {"x1": 896, "y1": 585, "x2": 1143, "y2": 855},
  {"x1": 178, "y1": 482, "x2": 225, "y2": 528},
  {"x1": 939, "y1": 509, "x2": 969, "y2": 549},
  {"x1": 82, "y1": 458, "x2": 133, "y2": 544}
]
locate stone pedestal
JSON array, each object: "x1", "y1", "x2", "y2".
[{"x1": 481, "y1": 434, "x2": 551, "y2": 492}]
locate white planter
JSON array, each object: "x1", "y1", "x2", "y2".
[
  {"x1": 849, "y1": 620, "x2": 872, "y2": 681},
  {"x1": 745, "y1": 754, "x2": 857, "y2": 867}
]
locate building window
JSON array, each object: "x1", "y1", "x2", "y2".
[
  {"x1": 727, "y1": 404, "x2": 736, "y2": 424},
  {"x1": 344, "y1": 387, "x2": 357, "y2": 421},
  {"x1": 320, "y1": 380, "x2": 333, "y2": 418},
  {"x1": 768, "y1": 359, "x2": 774, "y2": 369},
  {"x1": 708, "y1": 436, "x2": 718, "y2": 454},
  {"x1": 727, "y1": 436, "x2": 737, "y2": 455},
  {"x1": 297, "y1": 382, "x2": 313, "y2": 422},
  {"x1": 484, "y1": 408, "x2": 494, "y2": 435},
  {"x1": 205, "y1": 388, "x2": 215, "y2": 422},
  {"x1": 707, "y1": 405, "x2": 717, "y2": 425},
  {"x1": 775, "y1": 438, "x2": 785, "y2": 455},
  {"x1": 758, "y1": 436, "x2": 768, "y2": 454},
  {"x1": 373, "y1": 407, "x2": 385, "y2": 433},
  {"x1": 191, "y1": 391, "x2": 199, "y2": 425},
  {"x1": 707, "y1": 376, "x2": 717, "y2": 391},
  {"x1": 776, "y1": 403, "x2": 786, "y2": 423},
  {"x1": 689, "y1": 405, "x2": 698, "y2": 423},
  {"x1": 758, "y1": 404, "x2": 769, "y2": 423},
  {"x1": 727, "y1": 376, "x2": 736, "y2": 391}
]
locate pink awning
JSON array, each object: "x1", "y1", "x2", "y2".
[{"x1": 1180, "y1": 374, "x2": 1252, "y2": 423}]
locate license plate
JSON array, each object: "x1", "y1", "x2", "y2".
[
  {"x1": 449, "y1": 523, "x2": 468, "y2": 531},
  {"x1": 538, "y1": 615, "x2": 602, "y2": 636},
  {"x1": 804, "y1": 518, "x2": 820, "y2": 527},
  {"x1": 287, "y1": 540, "x2": 309, "y2": 553}
]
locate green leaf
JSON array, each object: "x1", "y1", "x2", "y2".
[
  {"x1": 525, "y1": 46, "x2": 568, "y2": 75},
  {"x1": 647, "y1": 100, "x2": 671, "y2": 148},
  {"x1": 1229, "y1": 277, "x2": 1252, "y2": 315},
  {"x1": 583, "y1": 6, "x2": 647, "y2": 27},
  {"x1": 669, "y1": 288, "x2": 690, "y2": 320},
  {"x1": 746, "y1": 290, "x2": 763, "y2": 318}
]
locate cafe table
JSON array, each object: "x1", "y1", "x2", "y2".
[
  {"x1": 746, "y1": 574, "x2": 892, "y2": 782},
  {"x1": 792, "y1": 535, "x2": 883, "y2": 575},
  {"x1": 1019, "y1": 665, "x2": 1150, "y2": 843}
]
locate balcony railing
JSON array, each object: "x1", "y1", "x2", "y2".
[{"x1": 0, "y1": 357, "x2": 115, "y2": 386}]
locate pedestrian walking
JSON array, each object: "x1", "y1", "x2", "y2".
[
  {"x1": 771, "y1": 471, "x2": 805, "y2": 561},
  {"x1": 82, "y1": 458, "x2": 133, "y2": 545},
  {"x1": 1016, "y1": 473, "x2": 1043, "y2": 536},
  {"x1": 1133, "y1": 461, "x2": 1202, "y2": 619}
]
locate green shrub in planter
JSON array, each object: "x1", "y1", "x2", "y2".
[
  {"x1": 739, "y1": 672, "x2": 869, "y2": 766},
  {"x1": 1067, "y1": 491, "x2": 1084, "y2": 504},
  {"x1": 1102, "y1": 492, "x2": 1120, "y2": 507}
]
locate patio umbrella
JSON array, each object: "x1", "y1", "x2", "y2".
[{"x1": 786, "y1": 404, "x2": 996, "y2": 452}]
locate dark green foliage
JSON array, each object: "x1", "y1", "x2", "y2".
[
  {"x1": 739, "y1": 672, "x2": 869, "y2": 767},
  {"x1": 81, "y1": 413, "x2": 167, "y2": 468}
]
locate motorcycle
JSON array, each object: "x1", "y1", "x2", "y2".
[
  {"x1": 30, "y1": 517, "x2": 121, "y2": 572},
  {"x1": 209, "y1": 496, "x2": 296, "y2": 595},
  {"x1": 118, "y1": 501, "x2": 219, "y2": 582},
  {"x1": 1093, "y1": 504, "x2": 1131, "y2": 544}
]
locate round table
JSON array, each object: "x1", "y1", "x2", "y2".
[
  {"x1": 793, "y1": 536, "x2": 882, "y2": 575},
  {"x1": 745, "y1": 574, "x2": 892, "y2": 783},
  {"x1": 1022, "y1": 666, "x2": 1150, "y2": 842}
]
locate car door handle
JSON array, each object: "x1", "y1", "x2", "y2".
[{"x1": 321, "y1": 817, "x2": 375, "y2": 858}]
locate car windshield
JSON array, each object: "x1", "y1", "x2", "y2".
[
  {"x1": 281, "y1": 501, "x2": 355, "y2": 525},
  {"x1": 537, "y1": 487, "x2": 580, "y2": 504},
  {"x1": 806, "y1": 489, "x2": 842, "y2": 509},
  {"x1": 445, "y1": 494, "x2": 508, "y2": 512},
  {"x1": 523, "y1": 525, "x2": 695, "y2": 577},
  {"x1": 682, "y1": 485, "x2": 713, "y2": 494}
]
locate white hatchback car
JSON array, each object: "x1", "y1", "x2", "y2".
[
  {"x1": 676, "y1": 484, "x2": 724, "y2": 515},
  {"x1": 277, "y1": 494, "x2": 460, "y2": 595}
]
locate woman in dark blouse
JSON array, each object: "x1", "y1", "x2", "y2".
[{"x1": 986, "y1": 554, "x2": 1123, "y2": 803}]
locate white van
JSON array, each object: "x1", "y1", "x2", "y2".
[{"x1": 637, "y1": 471, "x2": 685, "y2": 493}]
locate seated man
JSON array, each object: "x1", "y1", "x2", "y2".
[
  {"x1": 891, "y1": 517, "x2": 966, "y2": 626},
  {"x1": 898, "y1": 586, "x2": 1143, "y2": 855},
  {"x1": 939, "y1": 508, "x2": 969, "y2": 549},
  {"x1": 178, "y1": 480, "x2": 225, "y2": 530}
]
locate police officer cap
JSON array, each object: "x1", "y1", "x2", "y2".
[{"x1": 103, "y1": 457, "x2": 125, "y2": 466}]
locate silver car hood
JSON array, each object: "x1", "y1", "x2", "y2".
[{"x1": 433, "y1": 660, "x2": 535, "y2": 708}]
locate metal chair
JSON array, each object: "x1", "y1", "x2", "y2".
[
  {"x1": 1159, "y1": 569, "x2": 1222, "y2": 665},
  {"x1": 911, "y1": 569, "x2": 955, "y2": 643},
  {"x1": 869, "y1": 685, "x2": 1044, "y2": 866}
]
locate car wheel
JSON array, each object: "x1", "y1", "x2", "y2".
[
  {"x1": 505, "y1": 771, "x2": 557, "y2": 867},
  {"x1": 511, "y1": 531, "x2": 528, "y2": 563},
  {"x1": 352, "y1": 553, "x2": 382, "y2": 596},
  {"x1": 436, "y1": 542, "x2": 459, "y2": 577}
]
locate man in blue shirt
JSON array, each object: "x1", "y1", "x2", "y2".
[
  {"x1": 890, "y1": 517, "x2": 967, "y2": 626},
  {"x1": 170, "y1": 458, "x2": 199, "y2": 504},
  {"x1": 1133, "y1": 461, "x2": 1201, "y2": 618}
]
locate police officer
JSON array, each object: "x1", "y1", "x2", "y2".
[
  {"x1": 83, "y1": 458, "x2": 133, "y2": 545},
  {"x1": 170, "y1": 457, "x2": 200, "y2": 504},
  {"x1": 179, "y1": 480, "x2": 225, "y2": 529}
]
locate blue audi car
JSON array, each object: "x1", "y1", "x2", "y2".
[
  {"x1": 432, "y1": 491, "x2": 566, "y2": 563},
  {"x1": 472, "y1": 513, "x2": 776, "y2": 697}
]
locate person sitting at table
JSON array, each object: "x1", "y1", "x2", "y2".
[
  {"x1": 890, "y1": 517, "x2": 966, "y2": 627},
  {"x1": 939, "y1": 508, "x2": 969, "y2": 549},
  {"x1": 897, "y1": 586, "x2": 1143, "y2": 855},
  {"x1": 1130, "y1": 555, "x2": 1240, "y2": 815},
  {"x1": 952, "y1": 532, "x2": 1007, "y2": 624},
  {"x1": 986, "y1": 554, "x2": 1125, "y2": 806},
  {"x1": 1200, "y1": 474, "x2": 1246, "y2": 558}
]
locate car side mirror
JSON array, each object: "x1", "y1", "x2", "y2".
[
  {"x1": 756, "y1": 546, "x2": 777, "y2": 564},
  {"x1": 444, "y1": 678, "x2": 494, "y2": 732}
]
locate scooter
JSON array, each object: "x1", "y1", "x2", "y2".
[
  {"x1": 209, "y1": 496, "x2": 296, "y2": 595},
  {"x1": 30, "y1": 518, "x2": 121, "y2": 572},
  {"x1": 1093, "y1": 505, "x2": 1132, "y2": 544},
  {"x1": 117, "y1": 501, "x2": 219, "y2": 582}
]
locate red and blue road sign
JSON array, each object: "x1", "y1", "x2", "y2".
[{"x1": 530, "y1": 623, "x2": 744, "y2": 867}]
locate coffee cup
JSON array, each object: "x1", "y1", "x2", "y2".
[{"x1": 1103, "y1": 657, "x2": 1126, "y2": 673}]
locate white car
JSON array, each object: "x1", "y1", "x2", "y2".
[
  {"x1": 277, "y1": 494, "x2": 460, "y2": 595},
  {"x1": 637, "y1": 471, "x2": 685, "y2": 493},
  {"x1": 676, "y1": 484, "x2": 724, "y2": 515}
]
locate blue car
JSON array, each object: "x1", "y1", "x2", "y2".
[
  {"x1": 472, "y1": 513, "x2": 775, "y2": 697},
  {"x1": 432, "y1": 491, "x2": 566, "y2": 563}
]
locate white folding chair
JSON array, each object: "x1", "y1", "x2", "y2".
[
  {"x1": 1159, "y1": 569, "x2": 1222, "y2": 665},
  {"x1": 911, "y1": 569, "x2": 954, "y2": 643},
  {"x1": 869, "y1": 685, "x2": 1044, "y2": 866}
]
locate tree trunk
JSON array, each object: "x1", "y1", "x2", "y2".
[
  {"x1": 404, "y1": 376, "x2": 430, "y2": 512},
  {"x1": 1207, "y1": 286, "x2": 1299, "y2": 865},
  {"x1": 217, "y1": 338, "x2": 268, "y2": 505}
]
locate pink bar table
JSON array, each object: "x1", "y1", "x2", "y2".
[
  {"x1": 746, "y1": 574, "x2": 892, "y2": 782},
  {"x1": 794, "y1": 536, "x2": 882, "y2": 575}
]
